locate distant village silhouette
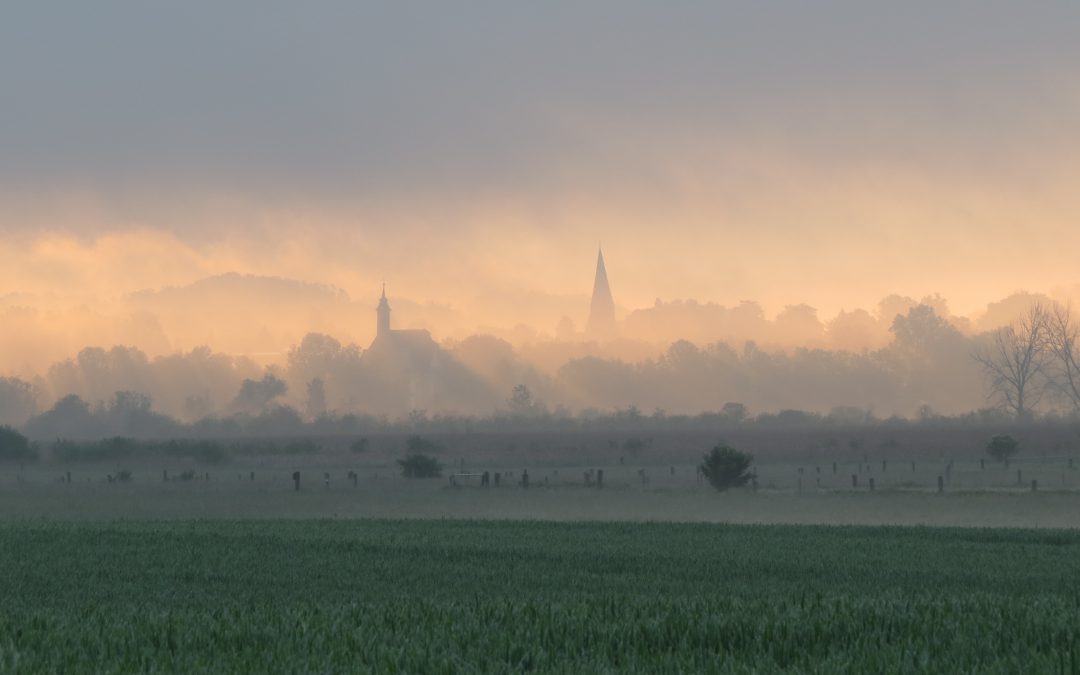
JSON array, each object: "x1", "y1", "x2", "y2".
[{"x1": 364, "y1": 248, "x2": 616, "y2": 413}]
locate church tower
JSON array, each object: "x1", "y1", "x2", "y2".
[
  {"x1": 586, "y1": 247, "x2": 617, "y2": 339},
  {"x1": 376, "y1": 284, "x2": 391, "y2": 336}
]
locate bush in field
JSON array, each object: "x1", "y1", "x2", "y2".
[
  {"x1": 115, "y1": 469, "x2": 133, "y2": 483},
  {"x1": 699, "y1": 444, "x2": 753, "y2": 491},
  {"x1": 0, "y1": 426, "x2": 36, "y2": 461},
  {"x1": 986, "y1": 435, "x2": 1020, "y2": 463},
  {"x1": 398, "y1": 453, "x2": 443, "y2": 478}
]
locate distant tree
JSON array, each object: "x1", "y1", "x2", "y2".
[
  {"x1": 305, "y1": 378, "x2": 328, "y2": 419},
  {"x1": 350, "y1": 438, "x2": 369, "y2": 453},
  {"x1": 508, "y1": 384, "x2": 534, "y2": 413},
  {"x1": 986, "y1": 435, "x2": 1020, "y2": 464},
  {"x1": 1044, "y1": 303, "x2": 1080, "y2": 413},
  {"x1": 721, "y1": 402, "x2": 748, "y2": 424},
  {"x1": 972, "y1": 303, "x2": 1049, "y2": 420},
  {"x1": 230, "y1": 374, "x2": 288, "y2": 415},
  {"x1": 0, "y1": 377, "x2": 36, "y2": 427},
  {"x1": 397, "y1": 453, "x2": 443, "y2": 478},
  {"x1": 0, "y1": 426, "x2": 36, "y2": 462},
  {"x1": 699, "y1": 445, "x2": 753, "y2": 491}
]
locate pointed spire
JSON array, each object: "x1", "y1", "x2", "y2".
[
  {"x1": 587, "y1": 246, "x2": 616, "y2": 340},
  {"x1": 376, "y1": 284, "x2": 391, "y2": 336}
]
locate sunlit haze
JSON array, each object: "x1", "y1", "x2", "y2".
[{"x1": 3, "y1": 3, "x2": 1080, "y2": 416}]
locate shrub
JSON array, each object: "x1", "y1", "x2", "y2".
[
  {"x1": 398, "y1": 453, "x2": 443, "y2": 478},
  {"x1": 699, "y1": 444, "x2": 753, "y2": 491},
  {"x1": 0, "y1": 426, "x2": 36, "y2": 461},
  {"x1": 986, "y1": 435, "x2": 1020, "y2": 463}
]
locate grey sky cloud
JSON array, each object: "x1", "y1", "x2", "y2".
[{"x1": 2, "y1": 2, "x2": 1079, "y2": 209}]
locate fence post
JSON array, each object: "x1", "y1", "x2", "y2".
[
  {"x1": 292, "y1": 471, "x2": 300, "y2": 491},
  {"x1": 1032, "y1": 479, "x2": 1038, "y2": 492},
  {"x1": 163, "y1": 469, "x2": 168, "y2": 482},
  {"x1": 1017, "y1": 469, "x2": 1022, "y2": 485},
  {"x1": 869, "y1": 477, "x2": 875, "y2": 491},
  {"x1": 250, "y1": 471, "x2": 255, "y2": 481},
  {"x1": 851, "y1": 474, "x2": 858, "y2": 489},
  {"x1": 521, "y1": 469, "x2": 529, "y2": 489},
  {"x1": 832, "y1": 462, "x2": 837, "y2": 474},
  {"x1": 882, "y1": 460, "x2": 887, "y2": 472},
  {"x1": 597, "y1": 469, "x2": 604, "y2": 489},
  {"x1": 937, "y1": 476, "x2": 944, "y2": 493}
]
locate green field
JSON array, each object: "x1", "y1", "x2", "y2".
[{"x1": 2, "y1": 520, "x2": 1080, "y2": 673}]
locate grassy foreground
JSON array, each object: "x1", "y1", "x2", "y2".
[{"x1": 1, "y1": 521, "x2": 1080, "y2": 673}]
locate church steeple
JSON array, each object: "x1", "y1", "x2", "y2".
[
  {"x1": 586, "y1": 247, "x2": 616, "y2": 339},
  {"x1": 376, "y1": 283, "x2": 391, "y2": 336}
]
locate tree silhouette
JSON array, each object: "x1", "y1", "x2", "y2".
[
  {"x1": 699, "y1": 444, "x2": 753, "y2": 491},
  {"x1": 986, "y1": 435, "x2": 1019, "y2": 464}
]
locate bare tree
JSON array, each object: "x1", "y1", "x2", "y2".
[
  {"x1": 1044, "y1": 303, "x2": 1080, "y2": 412},
  {"x1": 972, "y1": 303, "x2": 1049, "y2": 420}
]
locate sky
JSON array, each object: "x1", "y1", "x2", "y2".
[{"x1": 2, "y1": 2, "x2": 1080, "y2": 335}]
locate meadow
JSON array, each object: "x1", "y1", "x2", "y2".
[{"x1": 1, "y1": 520, "x2": 1079, "y2": 673}]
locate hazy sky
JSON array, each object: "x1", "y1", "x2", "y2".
[{"x1": 2, "y1": 2, "x2": 1080, "y2": 321}]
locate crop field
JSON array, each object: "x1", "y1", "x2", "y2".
[{"x1": 2, "y1": 520, "x2": 1080, "y2": 673}]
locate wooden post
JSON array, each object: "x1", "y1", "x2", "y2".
[
  {"x1": 670, "y1": 466, "x2": 675, "y2": 476},
  {"x1": 1017, "y1": 469, "x2": 1022, "y2": 485},
  {"x1": 250, "y1": 471, "x2": 255, "y2": 481},
  {"x1": 521, "y1": 469, "x2": 529, "y2": 489},
  {"x1": 869, "y1": 477, "x2": 875, "y2": 492},
  {"x1": 832, "y1": 462, "x2": 837, "y2": 474},
  {"x1": 1031, "y1": 479, "x2": 1038, "y2": 492},
  {"x1": 352, "y1": 472, "x2": 359, "y2": 488},
  {"x1": 882, "y1": 460, "x2": 887, "y2": 472},
  {"x1": 205, "y1": 472, "x2": 210, "y2": 481},
  {"x1": 597, "y1": 469, "x2": 604, "y2": 489},
  {"x1": 494, "y1": 472, "x2": 501, "y2": 487},
  {"x1": 482, "y1": 471, "x2": 490, "y2": 487},
  {"x1": 980, "y1": 459, "x2": 985, "y2": 470},
  {"x1": 292, "y1": 471, "x2": 300, "y2": 491},
  {"x1": 163, "y1": 469, "x2": 168, "y2": 482},
  {"x1": 851, "y1": 474, "x2": 858, "y2": 489},
  {"x1": 937, "y1": 475, "x2": 944, "y2": 493}
]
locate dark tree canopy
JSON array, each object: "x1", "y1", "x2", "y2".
[
  {"x1": 0, "y1": 426, "x2": 35, "y2": 462},
  {"x1": 699, "y1": 444, "x2": 753, "y2": 491},
  {"x1": 398, "y1": 453, "x2": 443, "y2": 479},
  {"x1": 986, "y1": 435, "x2": 1020, "y2": 463}
]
